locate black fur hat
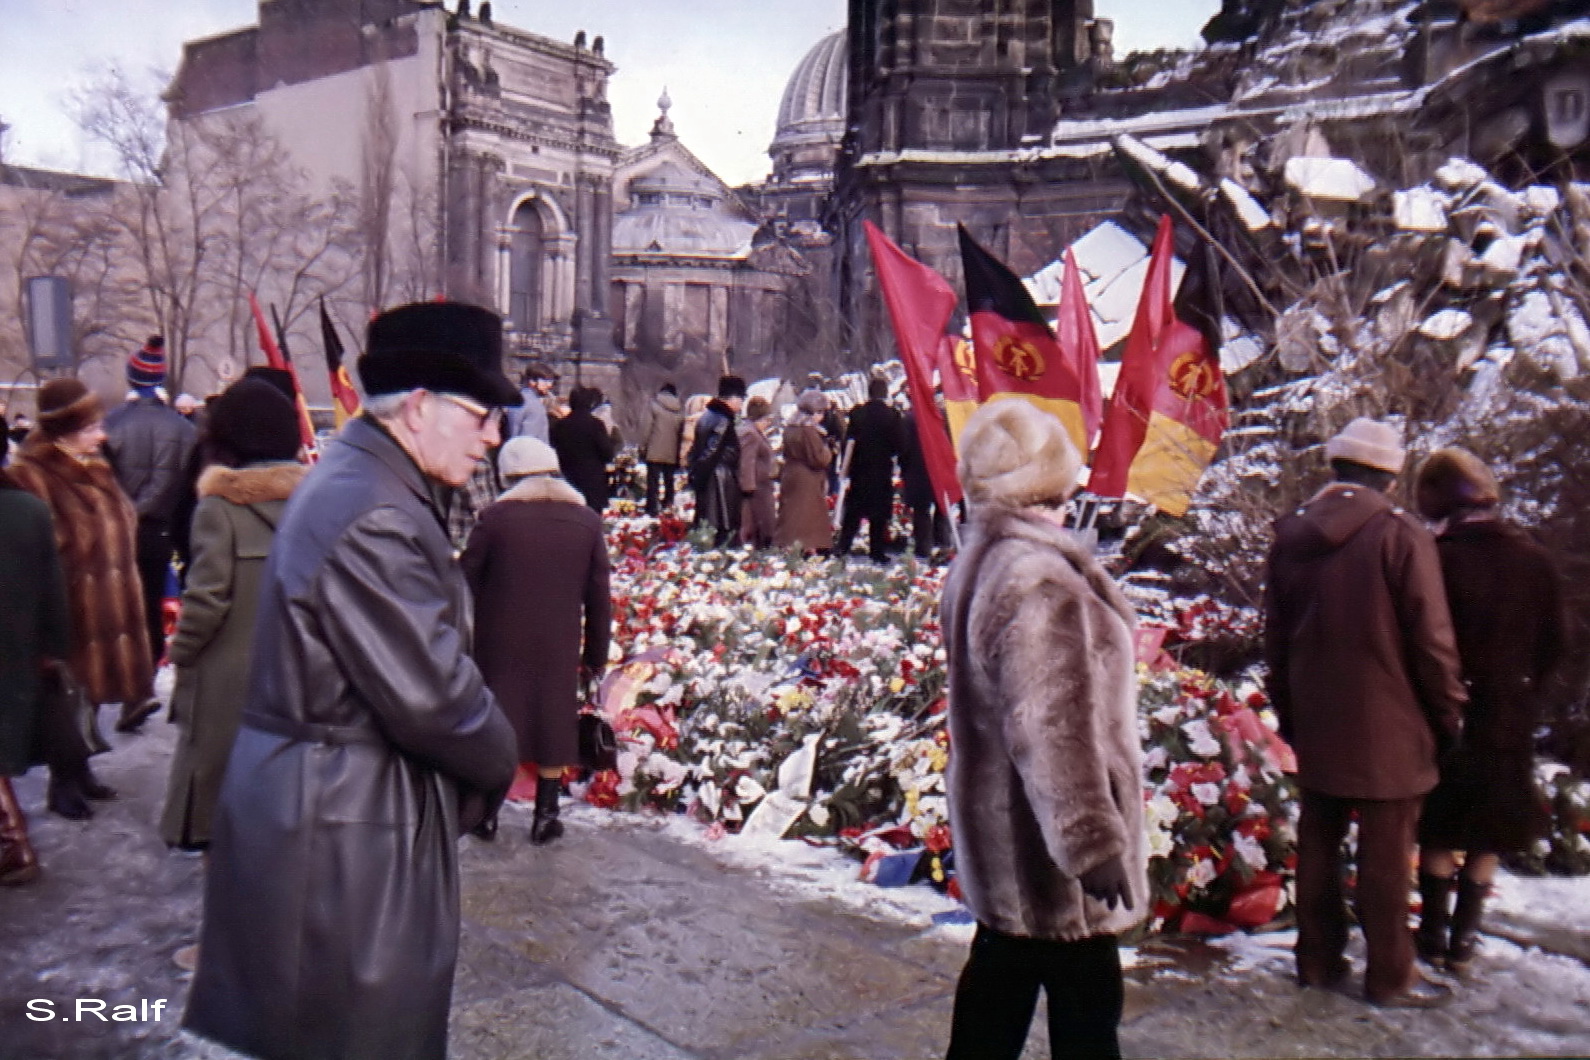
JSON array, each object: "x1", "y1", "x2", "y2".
[
  {"x1": 208, "y1": 377, "x2": 301, "y2": 465},
  {"x1": 359, "y1": 302, "x2": 522, "y2": 408}
]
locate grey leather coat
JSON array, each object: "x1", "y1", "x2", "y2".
[{"x1": 183, "y1": 416, "x2": 517, "y2": 1060}]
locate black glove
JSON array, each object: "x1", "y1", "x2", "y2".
[{"x1": 1079, "y1": 855, "x2": 1133, "y2": 911}]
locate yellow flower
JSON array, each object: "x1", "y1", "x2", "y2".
[{"x1": 889, "y1": 676, "x2": 906, "y2": 694}]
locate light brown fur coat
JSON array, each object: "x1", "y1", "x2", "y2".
[{"x1": 942, "y1": 505, "x2": 1148, "y2": 939}]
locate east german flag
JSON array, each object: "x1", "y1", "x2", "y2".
[
  {"x1": 1087, "y1": 215, "x2": 1229, "y2": 516},
  {"x1": 938, "y1": 334, "x2": 980, "y2": 453},
  {"x1": 957, "y1": 225, "x2": 1094, "y2": 457},
  {"x1": 320, "y1": 300, "x2": 361, "y2": 428},
  {"x1": 863, "y1": 221, "x2": 962, "y2": 507}
]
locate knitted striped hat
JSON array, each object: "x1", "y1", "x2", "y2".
[{"x1": 127, "y1": 335, "x2": 167, "y2": 389}]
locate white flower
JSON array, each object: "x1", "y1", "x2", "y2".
[
  {"x1": 735, "y1": 775, "x2": 767, "y2": 803},
  {"x1": 808, "y1": 802, "x2": 831, "y2": 829},
  {"x1": 1235, "y1": 833, "x2": 1268, "y2": 872},
  {"x1": 1143, "y1": 746, "x2": 1169, "y2": 773},
  {"x1": 1182, "y1": 719, "x2": 1222, "y2": 758},
  {"x1": 1146, "y1": 793, "x2": 1179, "y2": 829},
  {"x1": 1148, "y1": 827, "x2": 1174, "y2": 858},
  {"x1": 1192, "y1": 782, "x2": 1222, "y2": 807},
  {"x1": 1152, "y1": 705, "x2": 1182, "y2": 726},
  {"x1": 1188, "y1": 858, "x2": 1218, "y2": 889}
]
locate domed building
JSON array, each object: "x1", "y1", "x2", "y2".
[
  {"x1": 757, "y1": 29, "x2": 847, "y2": 230},
  {"x1": 609, "y1": 95, "x2": 808, "y2": 390}
]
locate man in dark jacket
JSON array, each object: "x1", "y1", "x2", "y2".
[
  {"x1": 102, "y1": 336, "x2": 196, "y2": 726},
  {"x1": 686, "y1": 375, "x2": 746, "y2": 547},
  {"x1": 1264, "y1": 417, "x2": 1467, "y2": 1009},
  {"x1": 183, "y1": 302, "x2": 520, "y2": 1060},
  {"x1": 837, "y1": 375, "x2": 902, "y2": 562}
]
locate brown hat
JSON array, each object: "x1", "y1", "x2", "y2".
[
  {"x1": 36, "y1": 378, "x2": 103, "y2": 438},
  {"x1": 745, "y1": 396, "x2": 771, "y2": 422},
  {"x1": 1415, "y1": 447, "x2": 1500, "y2": 520},
  {"x1": 958, "y1": 399, "x2": 1081, "y2": 509}
]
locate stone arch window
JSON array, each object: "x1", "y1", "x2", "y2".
[{"x1": 509, "y1": 199, "x2": 546, "y2": 330}]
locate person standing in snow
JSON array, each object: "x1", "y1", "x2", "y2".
[
  {"x1": 183, "y1": 302, "x2": 519, "y2": 1060},
  {"x1": 775, "y1": 389, "x2": 834, "y2": 554},
  {"x1": 737, "y1": 395, "x2": 777, "y2": 548},
  {"x1": 1264, "y1": 417, "x2": 1467, "y2": 1008},
  {"x1": 1410, "y1": 448, "x2": 1565, "y2": 976},
  {"x1": 462, "y1": 435, "x2": 611, "y2": 844},
  {"x1": 642, "y1": 382, "x2": 686, "y2": 516},
  {"x1": 836, "y1": 375, "x2": 901, "y2": 563},
  {"x1": 941, "y1": 399, "x2": 1146, "y2": 1060},
  {"x1": 686, "y1": 375, "x2": 746, "y2": 547}
]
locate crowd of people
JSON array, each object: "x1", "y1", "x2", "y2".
[{"x1": 0, "y1": 302, "x2": 1570, "y2": 1059}]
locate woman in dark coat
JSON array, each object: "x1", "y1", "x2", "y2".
[
  {"x1": 550, "y1": 385, "x2": 618, "y2": 513},
  {"x1": 738, "y1": 396, "x2": 777, "y2": 548},
  {"x1": 1413, "y1": 448, "x2": 1566, "y2": 975},
  {"x1": 9, "y1": 379, "x2": 147, "y2": 818},
  {"x1": 462, "y1": 435, "x2": 612, "y2": 844},
  {"x1": 160, "y1": 379, "x2": 306, "y2": 851},
  {"x1": 775, "y1": 390, "x2": 833, "y2": 553},
  {"x1": 0, "y1": 467, "x2": 71, "y2": 883}
]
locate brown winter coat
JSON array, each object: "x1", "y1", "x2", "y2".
[
  {"x1": 738, "y1": 420, "x2": 777, "y2": 546},
  {"x1": 9, "y1": 434, "x2": 152, "y2": 706},
  {"x1": 160, "y1": 461, "x2": 306, "y2": 848},
  {"x1": 1264, "y1": 483, "x2": 1467, "y2": 800},
  {"x1": 461, "y1": 475, "x2": 612, "y2": 767},
  {"x1": 1419, "y1": 517, "x2": 1565, "y2": 851},
  {"x1": 775, "y1": 422, "x2": 832, "y2": 552},
  {"x1": 942, "y1": 506, "x2": 1148, "y2": 941},
  {"x1": 643, "y1": 391, "x2": 686, "y2": 465}
]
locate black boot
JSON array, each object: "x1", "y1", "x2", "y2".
[
  {"x1": 1415, "y1": 871, "x2": 1455, "y2": 966},
  {"x1": 79, "y1": 766, "x2": 117, "y2": 802},
  {"x1": 530, "y1": 775, "x2": 564, "y2": 845},
  {"x1": 1448, "y1": 876, "x2": 1490, "y2": 974},
  {"x1": 47, "y1": 772, "x2": 92, "y2": 821}
]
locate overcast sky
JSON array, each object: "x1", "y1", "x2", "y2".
[{"x1": 0, "y1": 0, "x2": 1218, "y2": 187}]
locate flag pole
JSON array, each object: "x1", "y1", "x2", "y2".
[{"x1": 942, "y1": 491, "x2": 962, "y2": 552}]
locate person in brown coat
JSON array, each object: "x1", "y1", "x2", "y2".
[
  {"x1": 10, "y1": 378, "x2": 150, "y2": 818},
  {"x1": 462, "y1": 435, "x2": 612, "y2": 844},
  {"x1": 1411, "y1": 448, "x2": 1566, "y2": 976},
  {"x1": 738, "y1": 396, "x2": 777, "y2": 548},
  {"x1": 1264, "y1": 417, "x2": 1467, "y2": 1008},
  {"x1": 775, "y1": 390, "x2": 833, "y2": 553},
  {"x1": 942, "y1": 400, "x2": 1145, "y2": 1059}
]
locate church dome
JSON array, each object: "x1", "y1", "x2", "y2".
[
  {"x1": 612, "y1": 159, "x2": 756, "y2": 258},
  {"x1": 769, "y1": 30, "x2": 847, "y2": 184}
]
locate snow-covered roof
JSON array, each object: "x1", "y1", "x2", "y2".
[{"x1": 1283, "y1": 157, "x2": 1377, "y2": 201}]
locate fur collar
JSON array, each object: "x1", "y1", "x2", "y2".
[
  {"x1": 501, "y1": 475, "x2": 585, "y2": 506},
  {"x1": 976, "y1": 506, "x2": 1136, "y2": 631},
  {"x1": 197, "y1": 462, "x2": 307, "y2": 504}
]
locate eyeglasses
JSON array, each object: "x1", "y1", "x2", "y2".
[{"x1": 433, "y1": 392, "x2": 499, "y2": 430}]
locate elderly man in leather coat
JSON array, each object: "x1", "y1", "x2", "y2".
[{"x1": 184, "y1": 302, "x2": 520, "y2": 1060}]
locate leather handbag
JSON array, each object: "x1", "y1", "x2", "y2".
[{"x1": 577, "y1": 710, "x2": 618, "y2": 772}]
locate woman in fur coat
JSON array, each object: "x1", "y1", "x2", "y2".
[
  {"x1": 9, "y1": 378, "x2": 148, "y2": 818},
  {"x1": 941, "y1": 400, "x2": 1147, "y2": 1060},
  {"x1": 462, "y1": 435, "x2": 611, "y2": 844},
  {"x1": 161, "y1": 379, "x2": 306, "y2": 851},
  {"x1": 1412, "y1": 448, "x2": 1566, "y2": 975}
]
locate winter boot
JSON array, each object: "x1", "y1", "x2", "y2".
[
  {"x1": 1415, "y1": 871, "x2": 1455, "y2": 966},
  {"x1": 46, "y1": 771, "x2": 92, "y2": 821},
  {"x1": 79, "y1": 765, "x2": 117, "y2": 802},
  {"x1": 0, "y1": 778, "x2": 40, "y2": 885},
  {"x1": 530, "y1": 775, "x2": 565, "y2": 845},
  {"x1": 1447, "y1": 876, "x2": 1491, "y2": 975}
]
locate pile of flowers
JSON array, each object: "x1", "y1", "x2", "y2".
[{"x1": 1508, "y1": 763, "x2": 1590, "y2": 876}]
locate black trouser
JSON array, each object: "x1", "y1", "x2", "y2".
[
  {"x1": 837, "y1": 488, "x2": 891, "y2": 561},
  {"x1": 646, "y1": 462, "x2": 677, "y2": 515},
  {"x1": 910, "y1": 501, "x2": 950, "y2": 558},
  {"x1": 947, "y1": 924, "x2": 1123, "y2": 1060},
  {"x1": 135, "y1": 519, "x2": 173, "y2": 668}
]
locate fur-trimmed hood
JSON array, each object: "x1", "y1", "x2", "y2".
[
  {"x1": 500, "y1": 474, "x2": 585, "y2": 507},
  {"x1": 197, "y1": 461, "x2": 307, "y2": 505}
]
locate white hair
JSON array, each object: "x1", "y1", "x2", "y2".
[{"x1": 362, "y1": 390, "x2": 420, "y2": 421}]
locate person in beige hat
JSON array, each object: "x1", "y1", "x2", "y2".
[
  {"x1": 941, "y1": 400, "x2": 1146, "y2": 1059},
  {"x1": 1264, "y1": 416, "x2": 1467, "y2": 1008},
  {"x1": 462, "y1": 433, "x2": 611, "y2": 845}
]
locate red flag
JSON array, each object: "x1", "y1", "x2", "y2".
[
  {"x1": 248, "y1": 292, "x2": 316, "y2": 453},
  {"x1": 1087, "y1": 216, "x2": 1229, "y2": 516},
  {"x1": 320, "y1": 300, "x2": 361, "y2": 428},
  {"x1": 957, "y1": 225, "x2": 1094, "y2": 456},
  {"x1": 863, "y1": 221, "x2": 962, "y2": 508},
  {"x1": 1055, "y1": 249, "x2": 1105, "y2": 446}
]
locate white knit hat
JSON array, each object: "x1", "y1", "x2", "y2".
[
  {"x1": 957, "y1": 398, "x2": 1081, "y2": 509},
  {"x1": 498, "y1": 436, "x2": 560, "y2": 479},
  {"x1": 1324, "y1": 417, "x2": 1405, "y2": 474}
]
